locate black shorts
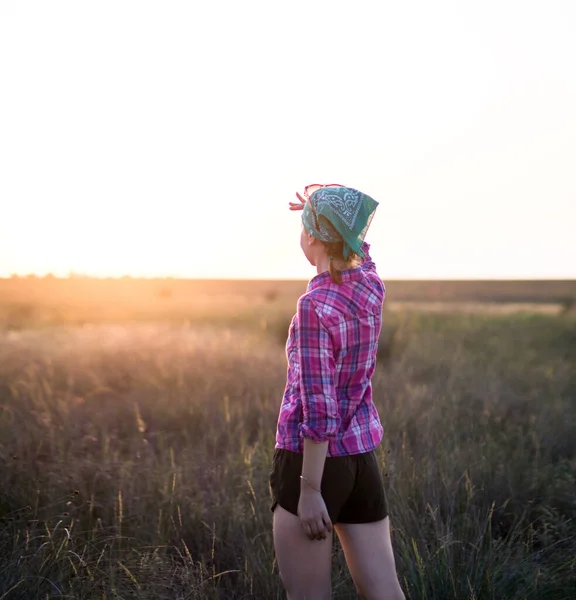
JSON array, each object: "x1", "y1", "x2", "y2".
[{"x1": 269, "y1": 448, "x2": 388, "y2": 524}]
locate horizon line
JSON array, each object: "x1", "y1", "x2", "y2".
[{"x1": 1, "y1": 275, "x2": 575, "y2": 282}]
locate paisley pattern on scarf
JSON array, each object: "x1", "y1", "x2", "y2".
[
  {"x1": 313, "y1": 187, "x2": 363, "y2": 230},
  {"x1": 301, "y1": 185, "x2": 379, "y2": 259}
]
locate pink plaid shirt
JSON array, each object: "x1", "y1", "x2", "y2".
[{"x1": 275, "y1": 243, "x2": 385, "y2": 457}]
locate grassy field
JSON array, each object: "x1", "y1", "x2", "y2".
[{"x1": 0, "y1": 280, "x2": 575, "y2": 598}]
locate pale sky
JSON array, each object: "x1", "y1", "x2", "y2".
[{"x1": 1, "y1": 0, "x2": 575, "y2": 279}]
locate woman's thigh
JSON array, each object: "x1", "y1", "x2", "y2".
[
  {"x1": 335, "y1": 517, "x2": 405, "y2": 600},
  {"x1": 273, "y1": 505, "x2": 333, "y2": 600}
]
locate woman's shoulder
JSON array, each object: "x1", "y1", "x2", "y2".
[{"x1": 295, "y1": 288, "x2": 340, "y2": 328}]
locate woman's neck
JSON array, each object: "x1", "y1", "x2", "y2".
[
  {"x1": 315, "y1": 255, "x2": 349, "y2": 275},
  {"x1": 315, "y1": 255, "x2": 331, "y2": 275}
]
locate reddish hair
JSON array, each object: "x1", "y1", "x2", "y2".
[{"x1": 322, "y1": 241, "x2": 359, "y2": 284}]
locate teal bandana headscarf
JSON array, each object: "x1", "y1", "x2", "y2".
[{"x1": 301, "y1": 184, "x2": 379, "y2": 259}]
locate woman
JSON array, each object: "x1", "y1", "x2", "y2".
[{"x1": 270, "y1": 184, "x2": 405, "y2": 600}]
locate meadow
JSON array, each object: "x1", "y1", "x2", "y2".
[{"x1": 0, "y1": 278, "x2": 575, "y2": 599}]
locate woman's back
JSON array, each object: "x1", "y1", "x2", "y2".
[{"x1": 276, "y1": 243, "x2": 385, "y2": 457}]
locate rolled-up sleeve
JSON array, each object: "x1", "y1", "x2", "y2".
[
  {"x1": 297, "y1": 295, "x2": 340, "y2": 442},
  {"x1": 360, "y1": 242, "x2": 376, "y2": 272}
]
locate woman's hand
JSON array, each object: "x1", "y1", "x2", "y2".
[
  {"x1": 289, "y1": 191, "x2": 306, "y2": 211},
  {"x1": 297, "y1": 487, "x2": 333, "y2": 541}
]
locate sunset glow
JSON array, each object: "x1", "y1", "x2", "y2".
[{"x1": 1, "y1": 0, "x2": 575, "y2": 279}]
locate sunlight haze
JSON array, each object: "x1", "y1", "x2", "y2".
[{"x1": 1, "y1": 0, "x2": 575, "y2": 279}]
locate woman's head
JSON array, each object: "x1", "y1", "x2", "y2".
[{"x1": 299, "y1": 184, "x2": 377, "y2": 283}]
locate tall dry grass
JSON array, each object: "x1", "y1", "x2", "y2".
[{"x1": 0, "y1": 311, "x2": 574, "y2": 598}]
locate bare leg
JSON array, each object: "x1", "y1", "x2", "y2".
[
  {"x1": 335, "y1": 517, "x2": 405, "y2": 600},
  {"x1": 273, "y1": 505, "x2": 333, "y2": 600}
]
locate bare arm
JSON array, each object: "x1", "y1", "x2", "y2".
[
  {"x1": 301, "y1": 438, "x2": 329, "y2": 492},
  {"x1": 298, "y1": 438, "x2": 332, "y2": 541}
]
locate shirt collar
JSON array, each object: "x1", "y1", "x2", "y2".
[{"x1": 307, "y1": 266, "x2": 364, "y2": 292}]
